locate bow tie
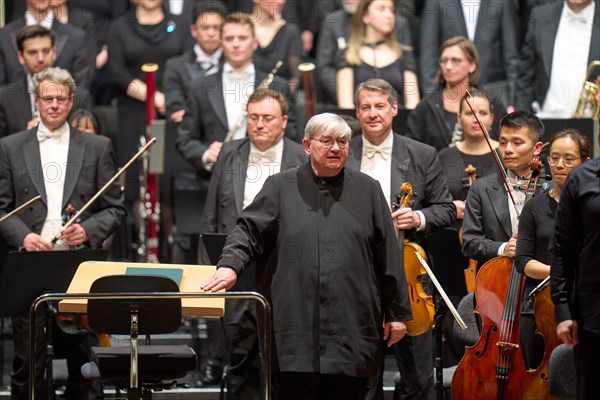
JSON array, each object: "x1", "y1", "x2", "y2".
[
  {"x1": 249, "y1": 148, "x2": 277, "y2": 164},
  {"x1": 364, "y1": 142, "x2": 392, "y2": 160},
  {"x1": 506, "y1": 176, "x2": 529, "y2": 191},
  {"x1": 226, "y1": 69, "x2": 253, "y2": 81},
  {"x1": 37, "y1": 129, "x2": 64, "y2": 143},
  {"x1": 198, "y1": 61, "x2": 215, "y2": 71},
  {"x1": 565, "y1": 8, "x2": 588, "y2": 24}
]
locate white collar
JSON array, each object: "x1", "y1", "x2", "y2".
[
  {"x1": 194, "y1": 45, "x2": 222, "y2": 64},
  {"x1": 37, "y1": 121, "x2": 70, "y2": 143},
  {"x1": 25, "y1": 9, "x2": 54, "y2": 29},
  {"x1": 223, "y1": 62, "x2": 255, "y2": 77},
  {"x1": 563, "y1": 0, "x2": 595, "y2": 23}
]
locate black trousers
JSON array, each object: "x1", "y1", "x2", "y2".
[
  {"x1": 392, "y1": 333, "x2": 435, "y2": 400},
  {"x1": 11, "y1": 312, "x2": 101, "y2": 400},
  {"x1": 574, "y1": 328, "x2": 600, "y2": 400},
  {"x1": 272, "y1": 372, "x2": 368, "y2": 400}
]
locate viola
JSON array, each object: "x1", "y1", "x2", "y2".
[{"x1": 393, "y1": 182, "x2": 435, "y2": 336}]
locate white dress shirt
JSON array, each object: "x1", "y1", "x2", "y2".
[
  {"x1": 37, "y1": 122, "x2": 70, "y2": 245},
  {"x1": 539, "y1": 1, "x2": 595, "y2": 118},
  {"x1": 223, "y1": 62, "x2": 256, "y2": 141},
  {"x1": 194, "y1": 44, "x2": 222, "y2": 76},
  {"x1": 25, "y1": 10, "x2": 54, "y2": 29},
  {"x1": 461, "y1": 0, "x2": 481, "y2": 42},
  {"x1": 243, "y1": 139, "x2": 284, "y2": 209}
]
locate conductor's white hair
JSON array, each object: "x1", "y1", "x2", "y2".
[
  {"x1": 304, "y1": 113, "x2": 352, "y2": 140},
  {"x1": 33, "y1": 67, "x2": 76, "y2": 96}
]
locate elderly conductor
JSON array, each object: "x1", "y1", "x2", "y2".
[{"x1": 202, "y1": 112, "x2": 411, "y2": 400}]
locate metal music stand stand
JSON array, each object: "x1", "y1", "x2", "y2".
[{"x1": 0, "y1": 249, "x2": 108, "y2": 398}]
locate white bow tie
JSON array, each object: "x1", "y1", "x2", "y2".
[
  {"x1": 226, "y1": 69, "x2": 253, "y2": 81},
  {"x1": 566, "y1": 9, "x2": 587, "y2": 24},
  {"x1": 37, "y1": 129, "x2": 64, "y2": 143},
  {"x1": 506, "y1": 176, "x2": 529, "y2": 191},
  {"x1": 364, "y1": 142, "x2": 392, "y2": 160},
  {"x1": 249, "y1": 148, "x2": 277, "y2": 164}
]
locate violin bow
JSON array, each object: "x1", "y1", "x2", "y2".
[
  {"x1": 462, "y1": 92, "x2": 520, "y2": 218},
  {"x1": 50, "y1": 137, "x2": 157, "y2": 245}
]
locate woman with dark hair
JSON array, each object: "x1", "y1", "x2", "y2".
[
  {"x1": 69, "y1": 108, "x2": 101, "y2": 134},
  {"x1": 406, "y1": 36, "x2": 506, "y2": 151},
  {"x1": 336, "y1": 0, "x2": 419, "y2": 110},
  {"x1": 438, "y1": 89, "x2": 498, "y2": 225},
  {"x1": 515, "y1": 129, "x2": 591, "y2": 370}
]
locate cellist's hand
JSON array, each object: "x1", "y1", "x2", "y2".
[
  {"x1": 557, "y1": 320, "x2": 579, "y2": 346},
  {"x1": 503, "y1": 233, "x2": 518, "y2": 258},
  {"x1": 383, "y1": 321, "x2": 407, "y2": 347}
]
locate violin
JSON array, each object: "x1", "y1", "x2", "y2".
[
  {"x1": 461, "y1": 164, "x2": 478, "y2": 293},
  {"x1": 463, "y1": 164, "x2": 478, "y2": 188},
  {"x1": 393, "y1": 182, "x2": 435, "y2": 336}
]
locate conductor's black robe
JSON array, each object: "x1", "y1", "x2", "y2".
[{"x1": 218, "y1": 162, "x2": 412, "y2": 376}]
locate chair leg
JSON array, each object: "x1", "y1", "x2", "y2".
[{"x1": 127, "y1": 387, "x2": 142, "y2": 400}]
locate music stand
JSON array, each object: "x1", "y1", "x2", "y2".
[{"x1": 0, "y1": 249, "x2": 108, "y2": 318}]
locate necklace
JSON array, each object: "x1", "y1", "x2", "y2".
[{"x1": 366, "y1": 40, "x2": 386, "y2": 49}]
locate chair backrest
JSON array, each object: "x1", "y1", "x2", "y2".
[
  {"x1": 548, "y1": 343, "x2": 576, "y2": 400},
  {"x1": 87, "y1": 275, "x2": 182, "y2": 336}
]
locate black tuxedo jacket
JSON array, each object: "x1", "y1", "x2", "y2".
[
  {"x1": 516, "y1": 1, "x2": 600, "y2": 111},
  {"x1": 164, "y1": 50, "x2": 224, "y2": 117},
  {"x1": 176, "y1": 68, "x2": 300, "y2": 174},
  {"x1": 346, "y1": 132, "x2": 455, "y2": 243},
  {"x1": 420, "y1": 0, "x2": 520, "y2": 95},
  {"x1": 198, "y1": 137, "x2": 307, "y2": 264},
  {"x1": 0, "y1": 17, "x2": 92, "y2": 88},
  {"x1": 0, "y1": 127, "x2": 125, "y2": 248}
]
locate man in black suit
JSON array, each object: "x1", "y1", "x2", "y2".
[
  {"x1": 420, "y1": 0, "x2": 520, "y2": 105},
  {"x1": 199, "y1": 88, "x2": 306, "y2": 400},
  {"x1": 346, "y1": 78, "x2": 455, "y2": 400},
  {"x1": 164, "y1": 1, "x2": 227, "y2": 123},
  {"x1": 0, "y1": 25, "x2": 91, "y2": 138},
  {"x1": 176, "y1": 11, "x2": 300, "y2": 176},
  {"x1": 516, "y1": 0, "x2": 599, "y2": 117},
  {"x1": 0, "y1": 67, "x2": 125, "y2": 400},
  {"x1": 0, "y1": 0, "x2": 92, "y2": 88},
  {"x1": 462, "y1": 111, "x2": 544, "y2": 265},
  {"x1": 315, "y1": 0, "x2": 415, "y2": 105}
]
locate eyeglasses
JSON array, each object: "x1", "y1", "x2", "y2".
[
  {"x1": 248, "y1": 114, "x2": 281, "y2": 124},
  {"x1": 439, "y1": 57, "x2": 464, "y2": 66},
  {"x1": 548, "y1": 155, "x2": 580, "y2": 167},
  {"x1": 38, "y1": 96, "x2": 70, "y2": 105},
  {"x1": 311, "y1": 137, "x2": 350, "y2": 149}
]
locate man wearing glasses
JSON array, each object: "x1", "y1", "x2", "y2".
[
  {"x1": 347, "y1": 78, "x2": 455, "y2": 399},
  {"x1": 202, "y1": 112, "x2": 411, "y2": 400},
  {"x1": 0, "y1": 67, "x2": 125, "y2": 400},
  {"x1": 198, "y1": 88, "x2": 306, "y2": 399}
]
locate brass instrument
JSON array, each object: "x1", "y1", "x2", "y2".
[
  {"x1": 298, "y1": 62, "x2": 316, "y2": 122},
  {"x1": 222, "y1": 60, "x2": 283, "y2": 143},
  {"x1": 573, "y1": 61, "x2": 600, "y2": 119}
]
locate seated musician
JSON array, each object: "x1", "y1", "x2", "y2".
[
  {"x1": 462, "y1": 111, "x2": 544, "y2": 265},
  {"x1": 514, "y1": 129, "x2": 590, "y2": 369},
  {"x1": 0, "y1": 67, "x2": 125, "y2": 400},
  {"x1": 347, "y1": 78, "x2": 455, "y2": 400}
]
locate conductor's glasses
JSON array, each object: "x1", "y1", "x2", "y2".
[{"x1": 311, "y1": 137, "x2": 350, "y2": 149}]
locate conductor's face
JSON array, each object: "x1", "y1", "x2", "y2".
[
  {"x1": 35, "y1": 80, "x2": 73, "y2": 131},
  {"x1": 303, "y1": 130, "x2": 349, "y2": 178}
]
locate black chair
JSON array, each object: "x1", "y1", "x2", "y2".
[{"x1": 80, "y1": 275, "x2": 197, "y2": 400}]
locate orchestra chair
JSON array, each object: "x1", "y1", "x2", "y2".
[
  {"x1": 547, "y1": 344, "x2": 576, "y2": 400},
  {"x1": 79, "y1": 275, "x2": 197, "y2": 400}
]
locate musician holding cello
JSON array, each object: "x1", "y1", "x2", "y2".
[
  {"x1": 0, "y1": 67, "x2": 125, "y2": 400},
  {"x1": 515, "y1": 130, "x2": 590, "y2": 371},
  {"x1": 347, "y1": 78, "x2": 455, "y2": 400},
  {"x1": 550, "y1": 126, "x2": 600, "y2": 399}
]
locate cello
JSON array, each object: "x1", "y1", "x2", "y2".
[
  {"x1": 393, "y1": 182, "x2": 435, "y2": 336},
  {"x1": 518, "y1": 278, "x2": 561, "y2": 400},
  {"x1": 452, "y1": 94, "x2": 541, "y2": 399}
]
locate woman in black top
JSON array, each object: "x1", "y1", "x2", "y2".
[
  {"x1": 439, "y1": 90, "x2": 498, "y2": 227},
  {"x1": 336, "y1": 0, "x2": 419, "y2": 110},
  {"x1": 514, "y1": 129, "x2": 591, "y2": 369},
  {"x1": 107, "y1": 0, "x2": 190, "y2": 200},
  {"x1": 405, "y1": 36, "x2": 506, "y2": 151}
]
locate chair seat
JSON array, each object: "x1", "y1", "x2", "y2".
[{"x1": 85, "y1": 344, "x2": 197, "y2": 382}]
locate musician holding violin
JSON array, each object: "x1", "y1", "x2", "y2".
[
  {"x1": 514, "y1": 129, "x2": 591, "y2": 371},
  {"x1": 347, "y1": 78, "x2": 455, "y2": 400},
  {"x1": 462, "y1": 111, "x2": 544, "y2": 264}
]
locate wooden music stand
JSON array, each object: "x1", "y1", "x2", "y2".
[{"x1": 58, "y1": 261, "x2": 224, "y2": 317}]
